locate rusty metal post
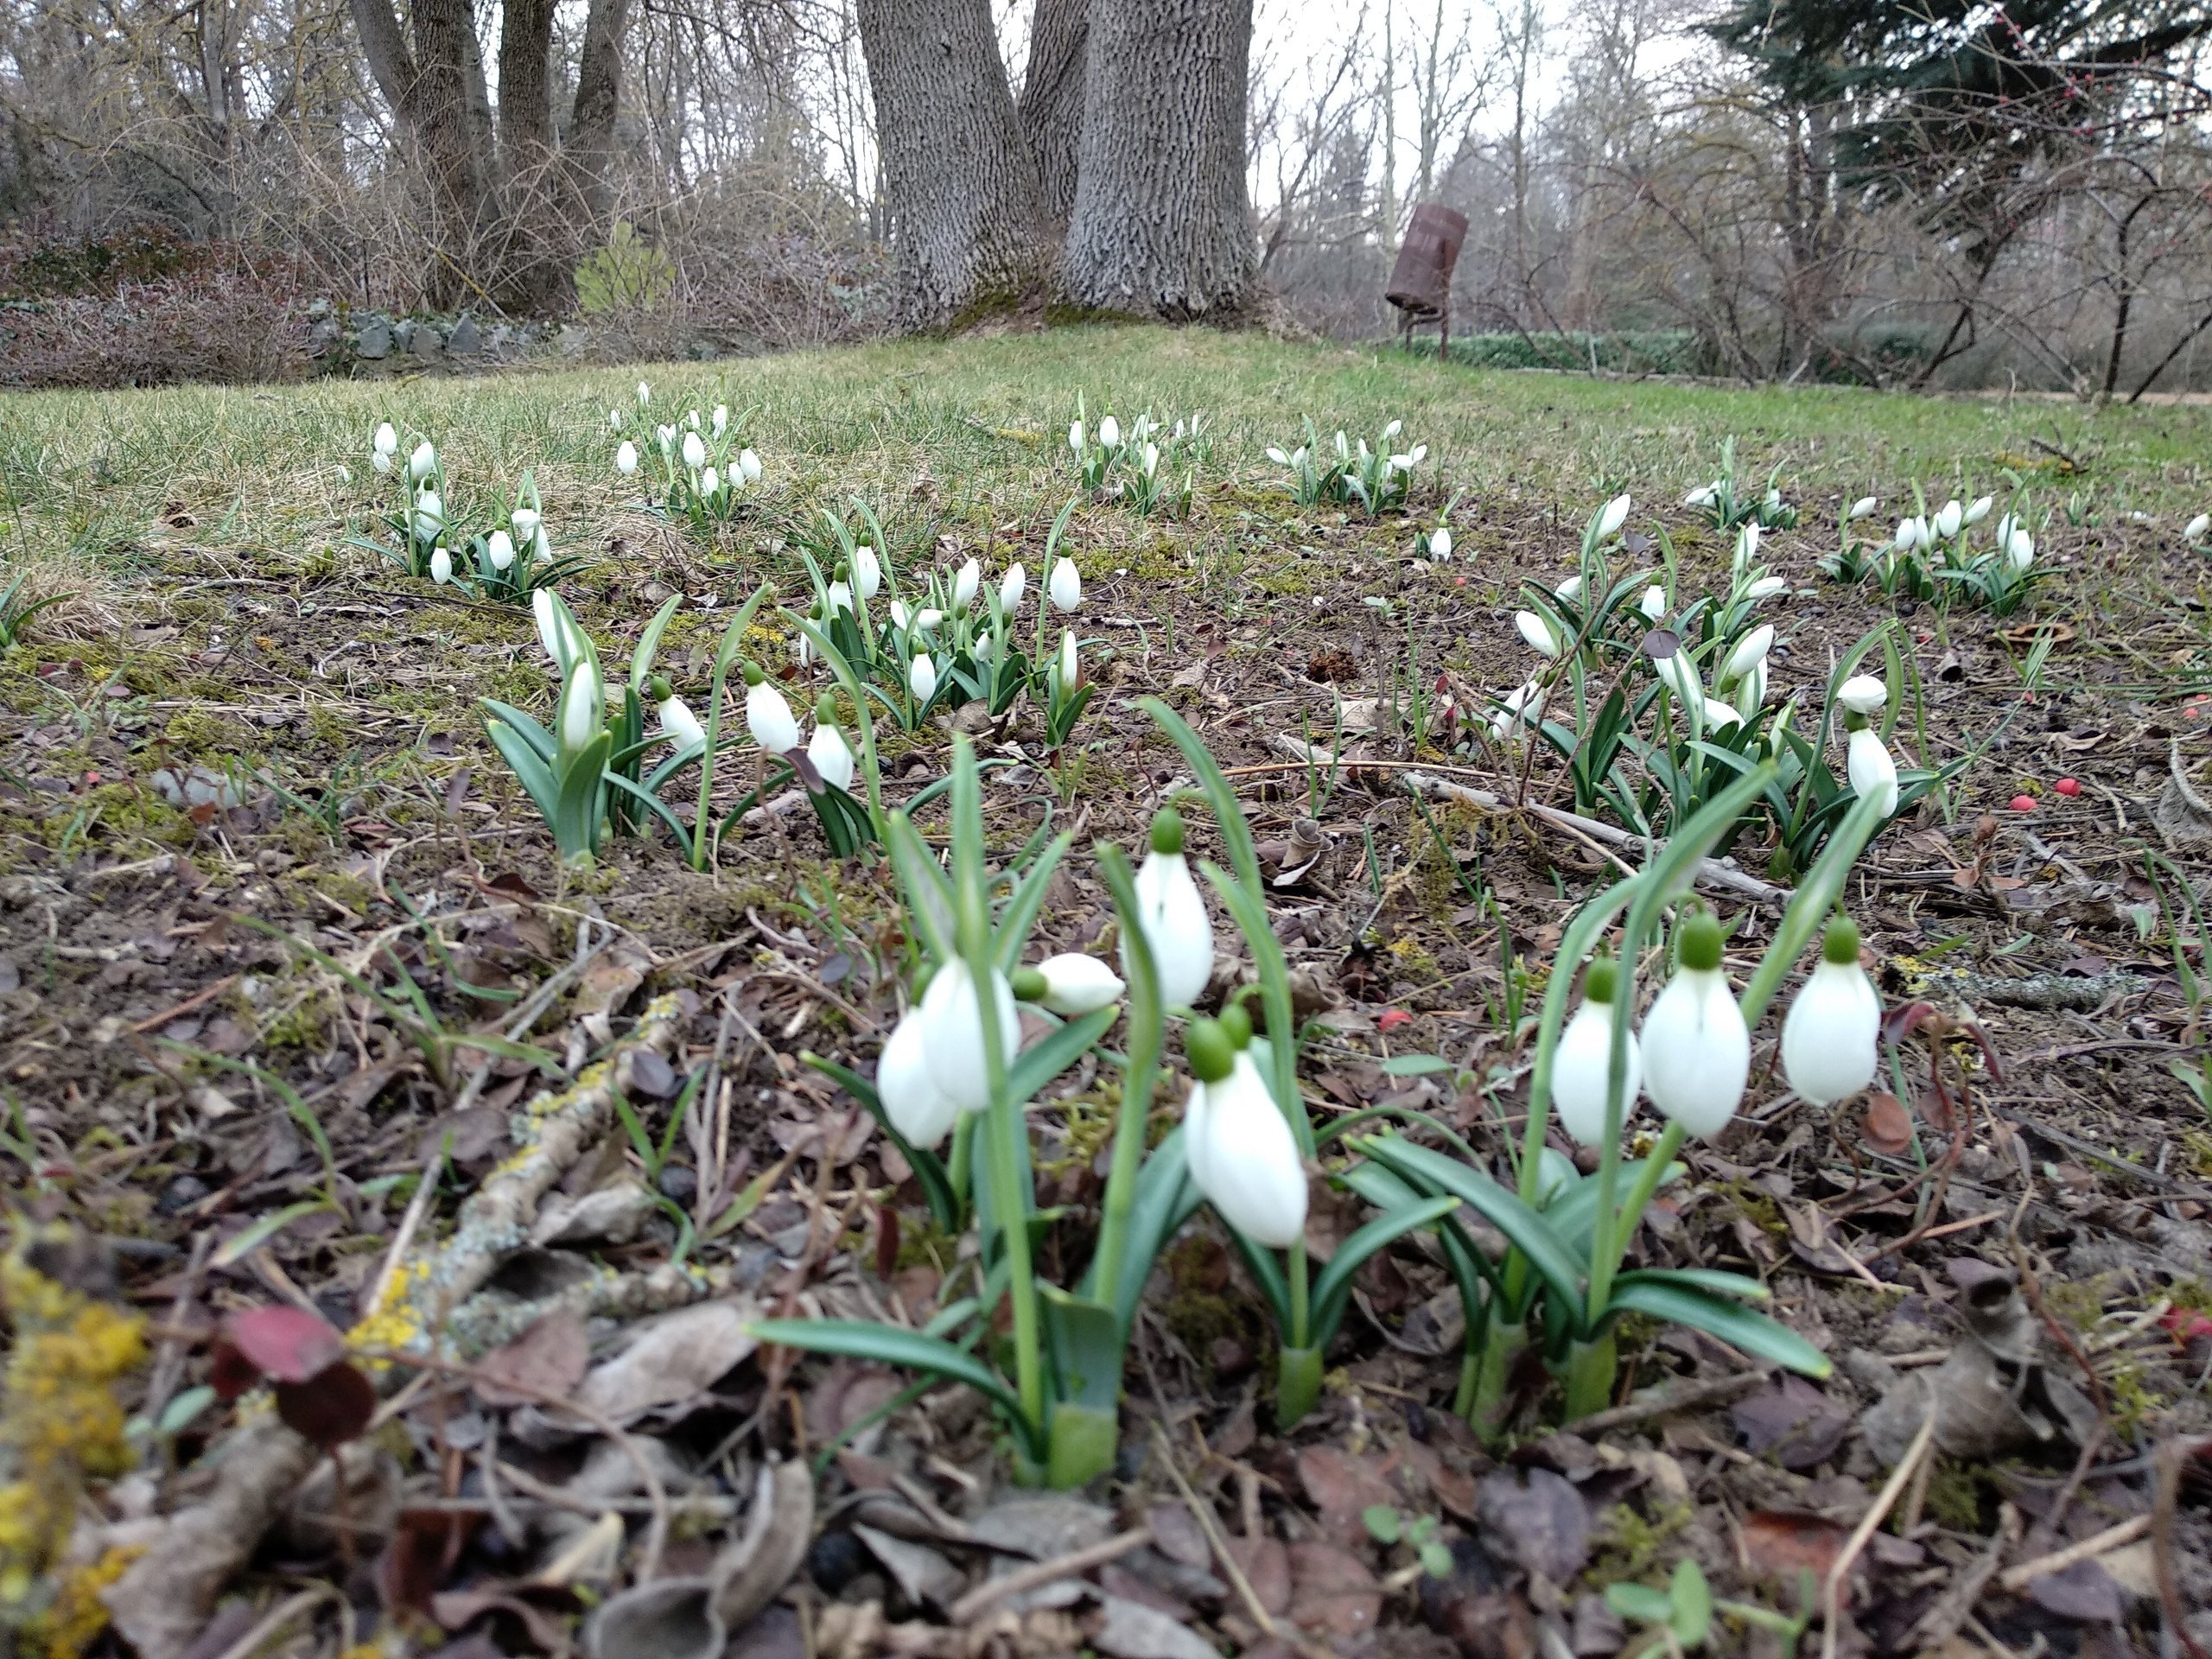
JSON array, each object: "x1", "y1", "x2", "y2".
[{"x1": 1385, "y1": 204, "x2": 1468, "y2": 358}]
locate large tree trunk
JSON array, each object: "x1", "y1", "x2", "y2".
[
  {"x1": 1060, "y1": 0, "x2": 1254, "y2": 320},
  {"x1": 569, "y1": 0, "x2": 631, "y2": 231},
  {"x1": 1017, "y1": 0, "x2": 1086, "y2": 226},
  {"x1": 350, "y1": 0, "x2": 493, "y2": 305},
  {"x1": 857, "y1": 0, "x2": 1048, "y2": 329}
]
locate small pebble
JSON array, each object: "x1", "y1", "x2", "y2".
[{"x1": 657, "y1": 1164, "x2": 698, "y2": 1204}]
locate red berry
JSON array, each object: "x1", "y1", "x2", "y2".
[
  {"x1": 1377, "y1": 1008, "x2": 1413, "y2": 1031},
  {"x1": 2009, "y1": 794, "x2": 2037, "y2": 811},
  {"x1": 2054, "y1": 777, "x2": 2081, "y2": 797}
]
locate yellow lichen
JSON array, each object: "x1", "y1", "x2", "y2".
[
  {"x1": 0, "y1": 1224, "x2": 147, "y2": 1620},
  {"x1": 28, "y1": 1543, "x2": 142, "y2": 1659}
]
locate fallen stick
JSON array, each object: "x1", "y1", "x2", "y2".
[
  {"x1": 945, "y1": 1527, "x2": 1154, "y2": 1624},
  {"x1": 1996, "y1": 1514, "x2": 2152, "y2": 1592},
  {"x1": 1398, "y1": 768, "x2": 1791, "y2": 905},
  {"x1": 1268, "y1": 734, "x2": 1789, "y2": 904},
  {"x1": 348, "y1": 992, "x2": 689, "y2": 1357}
]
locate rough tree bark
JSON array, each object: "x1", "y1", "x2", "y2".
[
  {"x1": 858, "y1": 0, "x2": 1048, "y2": 329},
  {"x1": 350, "y1": 0, "x2": 632, "y2": 309},
  {"x1": 1060, "y1": 0, "x2": 1254, "y2": 320},
  {"x1": 1016, "y1": 0, "x2": 1087, "y2": 226},
  {"x1": 569, "y1": 0, "x2": 632, "y2": 230}
]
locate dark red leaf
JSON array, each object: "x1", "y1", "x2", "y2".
[
  {"x1": 223, "y1": 1305, "x2": 347, "y2": 1383},
  {"x1": 275, "y1": 1360, "x2": 376, "y2": 1449},
  {"x1": 207, "y1": 1338, "x2": 263, "y2": 1402},
  {"x1": 378, "y1": 1509, "x2": 481, "y2": 1612}
]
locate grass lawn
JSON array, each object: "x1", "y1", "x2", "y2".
[{"x1": 3, "y1": 324, "x2": 2210, "y2": 1654}]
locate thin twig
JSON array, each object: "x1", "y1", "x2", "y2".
[
  {"x1": 1146, "y1": 1420, "x2": 1292, "y2": 1649},
  {"x1": 944, "y1": 1527, "x2": 1153, "y2": 1624},
  {"x1": 2154, "y1": 1434, "x2": 2212, "y2": 1659},
  {"x1": 1822, "y1": 1405, "x2": 1937, "y2": 1659},
  {"x1": 1996, "y1": 1514, "x2": 2151, "y2": 1592}
]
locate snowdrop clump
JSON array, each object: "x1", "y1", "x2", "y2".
[{"x1": 611, "y1": 388, "x2": 761, "y2": 531}]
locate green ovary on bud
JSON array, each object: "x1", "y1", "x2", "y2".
[
  {"x1": 1217, "y1": 1001, "x2": 1253, "y2": 1050},
  {"x1": 1010, "y1": 966, "x2": 1050, "y2": 1002},
  {"x1": 1822, "y1": 915, "x2": 1862, "y2": 965},
  {"x1": 1676, "y1": 909, "x2": 1723, "y2": 973},
  {"x1": 1185, "y1": 1017, "x2": 1235, "y2": 1084},
  {"x1": 1149, "y1": 808, "x2": 1185, "y2": 856}
]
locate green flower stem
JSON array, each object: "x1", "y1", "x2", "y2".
[
  {"x1": 1584, "y1": 766, "x2": 1774, "y2": 1343},
  {"x1": 1091, "y1": 845, "x2": 1162, "y2": 1311},
  {"x1": 950, "y1": 737, "x2": 1043, "y2": 1444}
]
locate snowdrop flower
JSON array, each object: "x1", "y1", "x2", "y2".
[
  {"x1": 1733, "y1": 660, "x2": 1766, "y2": 723},
  {"x1": 1389, "y1": 443, "x2": 1427, "y2": 471},
  {"x1": 1182, "y1": 1021, "x2": 1305, "y2": 1249},
  {"x1": 656, "y1": 423, "x2": 676, "y2": 454},
  {"x1": 950, "y1": 557, "x2": 979, "y2": 609},
  {"x1": 1965, "y1": 495, "x2": 1993, "y2": 525},
  {"x1": 2004, "y1": 528, "x2": 2035, "y2": 571},
  {"x1": 407, "y1": 441, "x2": 437, "y2": 482},
  {"x1": 429, "y1": 547, "x2": 454, "y2": 585},
  {"x1": 1555, "y1": 575, "x2": 1585, "y2": 606},
  {"x1": 826, "y1": 578, "x2": 852, "y2": 613},
  {"x1": 915, "y1": 608, "x2": 944, "y2": 632},
  {"x1": 807, "y1": 698, "x2": 855, "y2": 793},
  {"x1": 486, "y1": 530, "x2": 515, "y2": 572},
  {"x1": 648, "y1": 676, "x2": 705, "y2": 753},
  {"x1": 1935, "y1": 499, "x2": 1963, "y2": 538},
  {"x1": 1781, "y1": 917, "x2": 1880, "y2": 1105},
  {"x1": 1429, "y1": 526, "x2": 1452, "y2": 561},
  {"x1": 372, "y1": 450, "x2": 392, "y2": 475},
  {"x1": 918, "y1": 958, "x2": 1021, "y2": 1116},
  {"x1": 1127, "y1": 809, "x2": 1214, "y2": 1010},
  {"x1": 889, "y1": 601, "x2": 912, "y2": 631},
  {"x1": 1836, "y1": 674, "x2": 1886, "y2": 716},
  {"x1": 1071, "y1": 420, "x2": 1087, "y2": 455},
  {"x1": 1639, "y1": 910, "x2": 1749, "y2": 1139},
  {"x1": 1099, "y1": 415, "x2": 1121, "y2": 448},
  {"x1": 712, "y1": 405, "x2": 728, "y2": 437},
  {"x1": 1597, "y1": 493, "x2": 1631, "y2": 539},
  {"x1": 1050, "y1": 556, "x2": 1082, "y2": 613},
  {"x1": 741, "y1": 662, "x2": 798, "y2": 754},
  {"x1": 608, "y1": 408, "x2": 623, "y2": 430},
  {"x1": 1702, "y1": 696, "x2": 1743, "y2": 730},
  {"x1": 1847, "y1": 496, "x2": 1878, "y2": 520},
  {"x1": 1490, "y1": 680, "x2": 1545, "y2": 741},
  {"x1": 1142, "y1": 441, "x2": 1160, "y2": 476},
  {"x1": 853, "y1": 544, "x2": 882, "y2": 601},
  {"x1": 1057, "y1": 629, "x2": 1078, "y2": 687},
  {"x1": 1640, "y1": 585, "x2": 1668, "y2": 620},
  {"x1": 1000, "y1": 563, "x2": 1026, "y2": 610},
  {"x1": 556, "y1": 657, "x2": 603, "y2": 760},
  {"x1": 615, "y1": 440, "x2": 639, "y2": 476},
  {"x1": 1735, "y1": 523, "x2": 1761, "y2": 568},
  {"x1": 1515, "y1": 610, "x2": 1562, "y2": 658},
  {"x1": 1847, "y1": 726, "x2": 1899, "y2": 815},
  {"x1": 1552, "y1": 957, "x2": 1640, "y2": 1146},
  {"x1": 373, "y1": 423, "x2": 398, "y2": 460},
  {"x1": 1892, "y1": 516, "x2": 1927, "y2": 551},
  {"x1": 1027, "y1": 953, "x2": 1125, "y2": 1016},
  {"x1": 2186, "y1": 513, "x2": 2210, "y2": 544},
  {"x1": 682, "y1": 431, "x2": 707, "y2": 472},
  {"x1": 685, "y1": 410, "x2": 700, "y2": 430},
  {"x1": 701, "y1": 466, "x2": 720, "y2": 499},
  {"x1": 412, "y1": 490, "x2": 444, "y2": 544},
  {"x1": 532, "y1": 589, "x2": 566, "y2": 667},
  {"x1": 636, "y1": 381, "x2": 651, "y2": 407},
  {"x1": 1723, "y1": 623, "x2": 1774, "y2": 683},
  {"x1": 509, "y1": 505, "x2": 539, "y2": 546},
  {"x1": 1654, "y1": 645, "x2": 1701, "y2": 707},
  {"x1": 908, "y1": 653, "x2": 939, "y2": 702},
  {"x1": 738, "y1": 449, "x2": 762, "y2": 483},
  {"x1": 1684, "y1": 485, "x2": 1718, "y2": 509},
  {"x1": 877, "y1": 1008, "x2": 957, "y2": 1149},
  {"x1": 1744, "y1": 575, "x2": 1788, "y2": 602}
]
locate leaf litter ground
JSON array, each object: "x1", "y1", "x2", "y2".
[{"x1": 3, "y1": 327, "x2": 2212, "y2": 1657}]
